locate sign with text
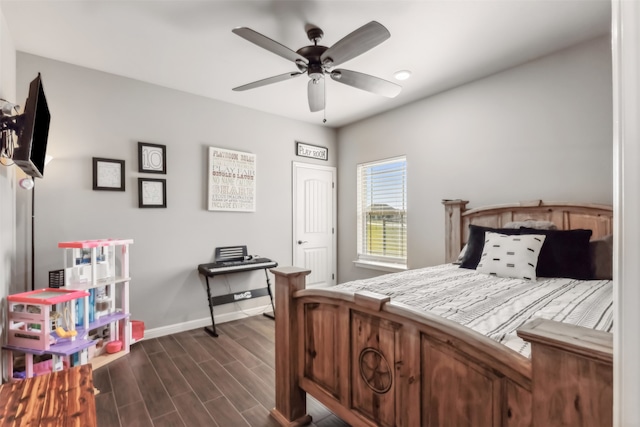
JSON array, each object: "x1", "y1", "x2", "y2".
[
  {"x1": 208, "y1": 147, "x2": 256, "y2": 212},
  {"x1": 296, "y1": 142, "x2": 328, "y2": 161}
]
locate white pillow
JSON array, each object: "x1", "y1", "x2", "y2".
[
  {"x1": 453, "y1": 244, "x2": 468, "y2": 265},
  {"x1": 476, "y1": 232, "x2": 546, "y2": 280}
]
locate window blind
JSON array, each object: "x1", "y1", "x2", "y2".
[{"x1": 356, "y1": 156, "x2": 407, "y2": 265}]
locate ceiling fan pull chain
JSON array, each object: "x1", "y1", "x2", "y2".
[{"x1": 323, "y1": 79, "x2": 327, "y2": 123}]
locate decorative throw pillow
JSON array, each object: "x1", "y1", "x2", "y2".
[
  {"x1": 503, "y1": 220, "x2": 557, "y2": 230},
  {"x1": 519, "y1": 228, "x2": 593, "y2": 279},
  {"x1": 589, "y1": 234, "x2": 613, "y2": 280},
  {"x1": 453, "y1": 244, "x2": 468, "y2": 265},
  {"x1": 476, "y1": 232, "x2": 546, "y2": 280},
  {"x1": 459, "y1": 225, "x2": 521, "y2": 269}
]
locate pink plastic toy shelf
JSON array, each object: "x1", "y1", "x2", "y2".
[
  {"x1": 7, "y1": 288, "x2": 90, "y2": 304},
  {"x1": 58, "y1": 238, "x2": 134, "y2": 249}
]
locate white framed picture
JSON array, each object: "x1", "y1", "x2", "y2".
[{"x1": 207, "y1": 147, "x2": 256, "y2": 212}]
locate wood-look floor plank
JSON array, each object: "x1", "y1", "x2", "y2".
[
  {"x1": 118, "y1": 401, "x2": 153, "y2": 427},
  {"x1": 236, "y1": 336, "x2": 276, "y2": 369},
  {"x1": 244, "y1": 316, "x2": 276, "y2": 342},
  {"x1": 171, "y1": 391, "x2": 219, "y2": 427},
  {"x1": 147, "y1": 351, "x2": 191, "y2": 397},
  {"x1": 157, "y1": 335, "x2": 186, "y2": 357},
  {"x1": 203, "y1": 396, "x2": 251, "y2": 427},
  {"x1": 128, "y1": 342, "x2": 151, "y2": 368},
  {"x1": 233, "y1": 323, "x2": 274, "y2": 351},
  {"x1": 95, "y1": 391, "x2": 120, "y2": 427},
  {"x1": 140, "y1": 338, "x2": 165, "y2": 356},
  {"x1": 307, "y1": 396, "x2": 335, "y2": 423},
  {"x1": 241, "y1": 405, "x2": 281, "y2": 427},
  {"x1": 131, "y1": 355, "x2": 175, "y2": 418},
  {"x1": 108, "y1": 356, "x2": 143, "y2": 408},
  {"x1": 315, "y1": 414, "x2": 350, "y2": 427},
  {"x1": 251, "y1": 363, "x2": 275, "y2": 389},
  {"x1": 191, "y1": 331, "x2": 237, "y2": 366},
  {"x1": 199, "y1": 358, "x2": 259, "y2": 412},
  {"x1": 224, "y1": 360, "x2": 275, "y2": 410},
  {"x1": 215, "y1": 334, "x2": 262, "y2": 369},
  {"x1": 215, "y1": 321, "x2": 247, "y2": 340},
  {"x1": 151, "y1": 411, "x2": 186, "y2": 427},
  {"x1": 171, "y1": 331, "x2": 213, "y2": 364},
  {"x1": 171, "y1": 355, "x2": 222, "y2": 403},
  {"x1": 93, "y1": 366, "x2": 113, "y2": 394}
]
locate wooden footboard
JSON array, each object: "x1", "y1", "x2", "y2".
[{"x1": 270, "y1": 267, "x2": 613, "y2": 427}]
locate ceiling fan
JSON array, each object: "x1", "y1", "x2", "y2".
[{"x1": 231, "y1": 21, "x2": 402, "y2": 113}]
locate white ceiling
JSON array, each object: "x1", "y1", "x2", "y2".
[{"x1": 1, "y1": 0, "x2": 611, "y2": 128}]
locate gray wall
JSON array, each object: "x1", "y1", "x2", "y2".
[
  {"x1": 337, "y1": 36, "x2": 613, "y2": 283},
  {"x1": 16, "y1": 53, "x2": 337, "y2": 333}
]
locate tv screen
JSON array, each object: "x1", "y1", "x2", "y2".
[{"x1": 13, "y1": 73, "x2": 50, "y2": 178}]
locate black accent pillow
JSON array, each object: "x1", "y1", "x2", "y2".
[
  {"x1": 519, "y1": 228, "x2": 593, "y2": 279},
  {"x1": 459, "y1": 225, "x2": 521, "y2": 269}
]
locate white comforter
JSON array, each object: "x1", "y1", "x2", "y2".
[{"x1": 336, "y1": 264, "x2": 613, "y2": 357}]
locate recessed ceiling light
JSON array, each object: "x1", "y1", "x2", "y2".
[{"x1": 394, "y1": 70, "x2": 412, "y2": 81}]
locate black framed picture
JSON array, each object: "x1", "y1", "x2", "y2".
[
  {"x1": 138, "y1": 178, "x2": 167, "y2": 208},
  {"x1": 93, "y1": 158, "x2": 125, "y2": 191},
  {"x1": 138, "y1": 142, "x2": 166, "y2": 174}
]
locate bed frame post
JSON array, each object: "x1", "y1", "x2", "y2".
[
  {"x1": 270, "y1": 266, "x2": 313, "y2": 427},
  {"x1": 442, "y1": 199, "x2": 468, "y2": 263}
]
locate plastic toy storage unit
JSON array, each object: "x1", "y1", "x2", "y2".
[
  {"x1": 58, "y1": 238, "x2": 134, "y2": 370},
  {"x1": 4, "y1": 288, "x2": 91, "y2": 379}
]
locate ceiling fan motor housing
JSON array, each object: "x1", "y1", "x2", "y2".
[{"x1": 296, "y1": 45, "x2": 330, "y2": 79}]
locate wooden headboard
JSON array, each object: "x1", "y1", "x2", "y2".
[{"x1": 442, "y1": 199, "x2": 613, "y2": 263}]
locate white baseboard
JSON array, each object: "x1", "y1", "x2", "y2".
[{"x1": 142, "y1": 304, "x2": 272, "y2": 340}]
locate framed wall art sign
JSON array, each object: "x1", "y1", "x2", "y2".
[
  {"x1": 208, "y1": 147, "x2": 256, "y2": 212},
  {"x1": 296, "y1": 141, "x2": 328, "y2": 161},
  {"x1": 138, "y1": 142, "x2": 166, "y2": 174},
  {"x1": 138, "y1": 178, "x2": 167, "y2": 208},
  {"x1": 93, "y1": 157, "x2": 125, "y2": 191}
]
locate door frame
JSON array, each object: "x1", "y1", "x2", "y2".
[{"x1": 292, "y1": 161, "x2": 337, "y2": 285}]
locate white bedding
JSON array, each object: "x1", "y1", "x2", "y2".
[{"x1": 336, "y1": 263, "x2": 613, "y2": 357}]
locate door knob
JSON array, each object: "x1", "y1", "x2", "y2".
[{"x1": 297, "y1": 240, "x2": 308, "y2": 245}]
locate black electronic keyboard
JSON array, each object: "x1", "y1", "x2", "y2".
[
  {"x1": 197, "y1": 246, "x2": 278, "y2": 337},
  {"x1": 198, "y1": 257, "x2": 277, "y2": 275}
]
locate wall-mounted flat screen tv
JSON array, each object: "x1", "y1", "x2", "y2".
[{"x1": 13, "y1": 73, "x2": 51, "y2": 178}]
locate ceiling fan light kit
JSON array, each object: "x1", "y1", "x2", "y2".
[{"x1": 232, "y1": 21, "x2": 402, "y2": 115}]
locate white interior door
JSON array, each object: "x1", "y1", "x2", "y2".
[{"x1": 293, "y1": 162, "x2": 336, "y2": 288}]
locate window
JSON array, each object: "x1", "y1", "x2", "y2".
[{"x1": 356, "y1": 156, "x2": 407, "y2": 269}]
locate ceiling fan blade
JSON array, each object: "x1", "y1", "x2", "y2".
[
  {"x1": 320, "y1": 21, "x2": 390, "y2": 67},
  {"x1": 232, "y1": 27, "x2": 309, "y2": 65},
  {"x1": 233, "y1": 72, "x2": 303, "y2": 91},
  {"x1": 308, "y1": 78, "x2": 325, "y2": 112},
  {"x1": 330, "y1": 69, "x2": 401, "y2": 98}
]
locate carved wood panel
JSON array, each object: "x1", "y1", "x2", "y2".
[
  {"x1": 423, "y1": 340, "x2": 502, "y2": 426},
  {"x1": 351, "y1": 311, "x2": 399, "y2": 427},
  {"x1": 505, "y1": 380, "x2": 532, "y2": 427},
  {"x1": 303, "y1": 303, "x2": 341, "y2": 398}
]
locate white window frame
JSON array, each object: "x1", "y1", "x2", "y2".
[{"x1": 355, "y1": 156, "x2": 407, "y2": 272}]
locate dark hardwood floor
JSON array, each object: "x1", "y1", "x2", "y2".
[{"x1": 93, "y1": 315, "x2": 348, "y2": 427}]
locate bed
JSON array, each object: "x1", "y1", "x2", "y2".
[{"x1": 269, "y1": 200, "x2": 613, "y2": 427}]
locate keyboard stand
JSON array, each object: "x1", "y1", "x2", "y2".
[{"x1": 198, "y1": 258, "x2": 277, "y2": 337}]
